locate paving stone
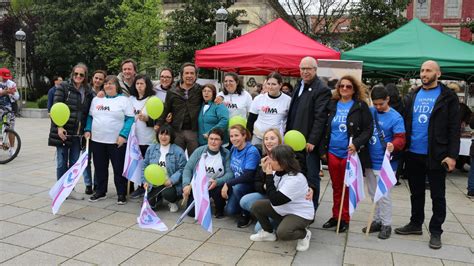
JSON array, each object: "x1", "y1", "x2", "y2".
[
  {"x1": 344, "y1": 246, "x2": 393, "y2": 265},
  {"x1": 60, "y1": 259, "x2": 95, "y2": 265},
  {"x1": 2, "y1": 227, "x2": 61, "y2": 248},
  {"x1": 207, "y1": 228, "x2": 253, "y2": 248},
  {"x1": 105, "y1": 200, "x2": 143, "y2": 214},
  {"x1": 0, "y1": 205, "x2": 30, "y2": 220},
  {"x1": 37, "y1": 201, "x2": 86, "y2": 215},
  {"x1": 442, "y1": 221, "x2": 469, "y2": 234},
  {"x1": 145, "y1": 235, "x2": 201, "y2": 258},
  {"x1": 238, "y1": 250, "x2": 293, "y2": 266},
  {"x1": 69, "y1": 222, "x2": 124, "y2": 241},
  {"x1": 0, "y1": 221, "x2": 30, "y2": 239},
  {"x1": 249, "y1": 239, "x2": 297, "y2": 256},
  {"x1": 455, "y1": 214, "x2": 474, "y2": 225},
  {"x1": 168, "y1": 222, "x2": 213, "y2": 241},
  {"x1": 0, "y1": 242, "x2": 28, "y2": 263},
  {"x1": 73, "y1": 242, "x2": 138, "y2": 265},
  {"x1": 97, "y1": 211, "x2": 137, "y2": 227},
  {"x1": 37, "y1": 216, "x2": 91, "y2": 234},
  {"x1": 66, "y1": 206, "x2": 115, "y2": 221},
  {"x1": 292, "y1": 242, "x2": 344, "y2": 266},
  {"x1": 0, "y1": 192, "x2": 30, "y2": 204},
  {"x1": 441, "y1": 231, "x2": 474, "y2": 248},
  {"x1": 7, "y1": 210, "x2": 56, "y2": 226},
  {"x1": 310, "y1": 228, "x2": 347, "y2": 246},
  {"x1": 392, "y1": 253, "x2": 443, "y2": 265},
  {"x1": 105, "y1": 228, "x2": 161, "y2": 249},
  {"x1": 10, "y1": 196, "x2": 51, "y2": 209},
  {"x1": 36, "y1": 234, "x2": 99, "y2": 257},
  {"x1": 180, "y1": 259, "x2": 220, "y2": 265},
  {"x1": 189, "y1": 242, "x2": 246, "y2": 265},
  {"x1": 122, "y1": 250, "x2": 183, "y2": 265},
  {"x1": 442, "y1": 259, "x2": 474, "y2": 266},
  {"x1": 1, "y1": 250, "x2": 67, "y2": 265}
]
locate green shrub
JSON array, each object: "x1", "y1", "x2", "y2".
[{"x1": 37, "y1": 95, "x2": 48, "y2": 109}]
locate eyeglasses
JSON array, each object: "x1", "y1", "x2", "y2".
[
  {"x1": 74, "y1": 72, "x2": 85, "y2": 78},
  {"x1": 160, "y1": 76, "x2": 172, "y2": 79},
  {"x1": 300, "y1": 67, "x2": 315, "y2": 72},
  {"x1": 338, "y1": 84, "x2": 353, "y2": 90}
]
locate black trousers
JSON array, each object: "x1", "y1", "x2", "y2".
[
  {"x1": 91, "y1": 141, "x2": 128, "y2": 196},
  {"x1": 186, "y1": 185, "x2": 226, "y2": 217},
  {"x1": 406, "y1": 152, "x2": 446, "y2": 236}
]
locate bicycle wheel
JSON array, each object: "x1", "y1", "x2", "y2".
[{"x1": 0, "y1": 129, "x2": 21, "y2": 164}]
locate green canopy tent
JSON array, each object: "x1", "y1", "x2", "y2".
[{"x1": 342, "y1": 18, "x2": 474, "y2": 81}]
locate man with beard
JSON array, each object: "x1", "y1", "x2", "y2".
[
  {"x1": 395, "y1": 60, "x2": 460, "y2": 250},
  {"x1": 117, "y1": 59, "x2": 137, "y2": 96},
  {"x1": 156, "y1": 63, "x2": 202, "y2": 156}
]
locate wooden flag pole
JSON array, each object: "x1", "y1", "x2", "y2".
[
  {"x1": 365, "y1": 202, "x2": 377, "y2": 237},
  {"x1": 336, "y1": 185, "x2": 346, "y2": 235},
  {"x1": 127, "y1": 181, "x2": 131, "y2": 197}
]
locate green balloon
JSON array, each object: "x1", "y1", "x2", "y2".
[
  {"x1": 284, "y1": 130, "x2": 306, "y2": 151},
  {"x1": 146, "y1": 96, "x2": 164, "y2": 120},
  {"x1": 50, "y1": 102, "x2": 70, "y2": 127},
  {"x1": 229, "y1": 115, "x2": 247, "y2": 128},
  {"x1": 144, "y1": 164, "x2": 167, "y2": 186}
]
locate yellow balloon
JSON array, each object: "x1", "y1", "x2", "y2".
[
  {"x1": 229, "y1": 115, "x2": 247, "y2": 128},
  {"x1": 146, "y1": 96, "x2": 164, "y2": 120},
  {"x1": 144, "y1": 164, "x2": 166, "y2": 186},
  {"x1": 284, "y1": 130, "x2": 306, "y2": 151},
  {"x1": 50, "y1": 102, "x2": 70, "y2": 127}
]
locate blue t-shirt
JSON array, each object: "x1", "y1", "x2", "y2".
[
  {"x1": 230, "y1": 142, "x2": 260, "y2": 179},
  {"x1": 329, "y1": 100, "x2": 354, "y2": 158},
  {"x1": 409, "y1": 86, "x2": 441, "y2": 155},
  {"x1": 369, "y1": 107, "x2": 405, "y2": 170}
]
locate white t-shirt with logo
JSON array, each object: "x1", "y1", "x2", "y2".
[
  {"x1": 159, "y1": 144, "x2": 170, "y2": 176},
  {"x1": 272, "y1": 172, "x2": 314, "y2": 220},
  {"x1": 89, "y1": 95, "x2": 134, "y2": 144},
  {"x1": 218, "y1": 90, "x2": 253, "y2": 118},
  {"x1": 130, "y1": 96, "x2": 155, "y2": 145},
  {"x1": 250, "y1": 93, "x2": 291, "y2": 138},
  {"x1": 204, "y1": 151, "x2": 224, "y2": 180}
]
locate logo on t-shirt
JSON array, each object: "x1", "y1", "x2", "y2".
[
  {"x1": 369, "y1": 136, "x2": 377, "y2": 145},
  {"x1": 261, "y1": 106, "x2": 278, "y2": 114},
  {"x1": 133, "y1": 109, "x2": 140, "y2": 115},
  {"x1": 96, "y1": 104, "x2": 110, "y2": 111},
  {"x1": 418, "y1": 114, "x2": 428, "y2": 124},
  {"x1": 158, "y1": 161, "x2": 166, "y2": 167},
  {"x1": 338, "y1": 124, "x2": 347, "y2": 132},
  {"x1": 225, "y1": 102, "x2": 238, "y2": 109}
]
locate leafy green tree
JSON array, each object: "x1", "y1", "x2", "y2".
[
  {"x1": 96, "y1": 0, "x2": 164, "y2": 74},
  {"x1": 165, "y1": 0, "x2": 246, "y2": 75},
  {"x1": 345, "y1": 0, "x2": 410, "y2": 48}
]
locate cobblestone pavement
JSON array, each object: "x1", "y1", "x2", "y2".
[{"x1": 1, "y1": 118, "x2": 472, "y2": 265}]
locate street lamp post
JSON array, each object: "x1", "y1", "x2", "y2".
[
  {"x1": 215, "y1": 6, "x2": 228, "y2": 81},
  {"x1": 15, "y1": 29, "x2": 26, "y2": 105}
]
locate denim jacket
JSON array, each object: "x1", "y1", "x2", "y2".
[{"x1": 142, "y1": 143, "x2": 187, "y2": 195}]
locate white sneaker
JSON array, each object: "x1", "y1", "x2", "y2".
[
  {"x1": 250, "y1": 229, "x2": 277, "y2": 242},
  {"x1": 168, "y1": 202, "x2": 178, "y2": 213},
  {"x1": 67, "y1": 190, "x2": 84, "y2": 200},
  {"x1": 296, "y1": 229, "x2": 311, "y2": 251},
  {"x1": 8, "y1": 148, "x2": 15, "y2": 156}
]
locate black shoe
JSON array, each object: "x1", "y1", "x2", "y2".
[
  {"x1": 467, "y1": 190, "x2": 474, "y2": 198},
  {"x1": 394, "y1": 223, "x2": 422, "y2": 235},
  {"x1": 117, "y1": 195, "x2": 127, "y2": 205},
  {"x1": 237, "y1": 214, "x2": 252, "y2": 228},
  {"x1": 130, "y1": 186, "x2": 145, "y2": 199},
  {"x1": 88, "y1": 193, "x2": 107, "y2": 202},
  {"x1": 337, "y1": 221, "x2": 349, "y2": 232},
  {"x1": 214, "y1": 210, "x2": 224, "y2": 219},
  {"x1": 429, "y1": 234, "x2": 442, "y2": 249},
  {"x1": 395, "y1": 181, "x2": 401, "y2": 186},
  {"x1": 85, "y1": 186, "x2": 93, "y2": 195},
  {"x1": 425, "y1": 182, "x2": 430, "y2": 189},
  {"x1": 322, "y1": 217, "x2": 338, "y2": 229},
  {"x1": 362, "y1": 221, "x2": 382, "y2": 233},
  {"x1": 378, "y1": 225, "x2": 392, "y2": 239}
]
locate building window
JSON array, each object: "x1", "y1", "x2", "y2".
[
  {"x1": 414, "y1": 0, "x2": 430, "y2": 19},
  {"x1": 443, "y1": 27, "x2": 460, "y2": 39},
  {"x1": 445, "y1": 0, "x2": 461, "y2": 18}
]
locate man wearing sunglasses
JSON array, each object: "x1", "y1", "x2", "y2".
[{"x1": 286, "y1": 56, "x2": 332, "y2": 212}]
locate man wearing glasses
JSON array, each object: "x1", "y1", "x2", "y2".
[{"x1": 286, "y1": 56, "x2": 332, "y2": 212}]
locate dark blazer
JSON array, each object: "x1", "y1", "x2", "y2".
[
  {"x1": 286, "y1": 77, "x2": 332, "y2": 150},
  {"x1": 404, "y1": 83, "x2": 460, "y2": 169},
  {"x1": 320, "y1": 99, "x2": 373, "y2": 168}
]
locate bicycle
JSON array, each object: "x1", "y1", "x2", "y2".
[{"x1": 0, "y1": 107, "x2": 21, "y2": 164}]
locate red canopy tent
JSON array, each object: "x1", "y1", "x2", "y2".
[{"x1": 195, "y1": 18, "x2": 341, "y2": 77}]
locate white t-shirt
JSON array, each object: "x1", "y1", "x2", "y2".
[
  {"x1": 272, "y1": 172, "x2": 314, "y2": 220},
  {"x1": 158, "y1": 144, "x2": 170, "y2": 175},
  {"x1": 218, "y1": 90, "x2": 253, "y2": 118},
  {"x1": 204, "y1": 151, "x2": 224, "y2": 180},
  {"x1": 130, "y1": 96, "x2": 155, "y2": 145},
  {"x1": 89, "y1": 95, "x2": 134, "y2": 144},
  {"x1": 250, "y1": 93, "x2": 291, "y2": 138}
]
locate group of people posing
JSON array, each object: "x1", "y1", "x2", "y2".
[{"x1": 48, "y1": 57, "x2": 460, "y2": 251}]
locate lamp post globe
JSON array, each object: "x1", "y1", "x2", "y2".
[
  {"x1": 15, "y1": 29, "x2": 26, "y2": 41},
  {"x1": 216, "y1": 6, "x2": 228, "y2": 22}
]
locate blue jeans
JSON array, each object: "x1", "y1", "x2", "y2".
[
  {"x1": 468, "y1": 157, "x2": 474, "y2": 192},
  {"x1": 306, "y1": 149, "x2": 321, "y2": 211},
  {"x1": 225, "y1": 183, "x2": 254, "y2": 215},
  {"x1": 240, "y1": 192, "x2": 266, "y2": 212},
  {"x1": 56, "y1": 137, "x2": 91, "y2": 186}
]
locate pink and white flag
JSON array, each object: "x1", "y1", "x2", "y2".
[
  {"x1": 49, "y1": 151, "x2": 88, "y2": 215},
  {"x1": 123, "y1": 123, "x2": 143, "y2": 185},
  {"x1": 191, "y1": 155, "x2": 213, "y2": 233},
  {"x1": 374, "y1": 150, "x2": 397, "y2": 202},
  {"x1": 137, "y1": 189, "x2": 168, "y2": 231},
  {"x1": 344, "y1": 151, "x2": 365, "y2": 217}
]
